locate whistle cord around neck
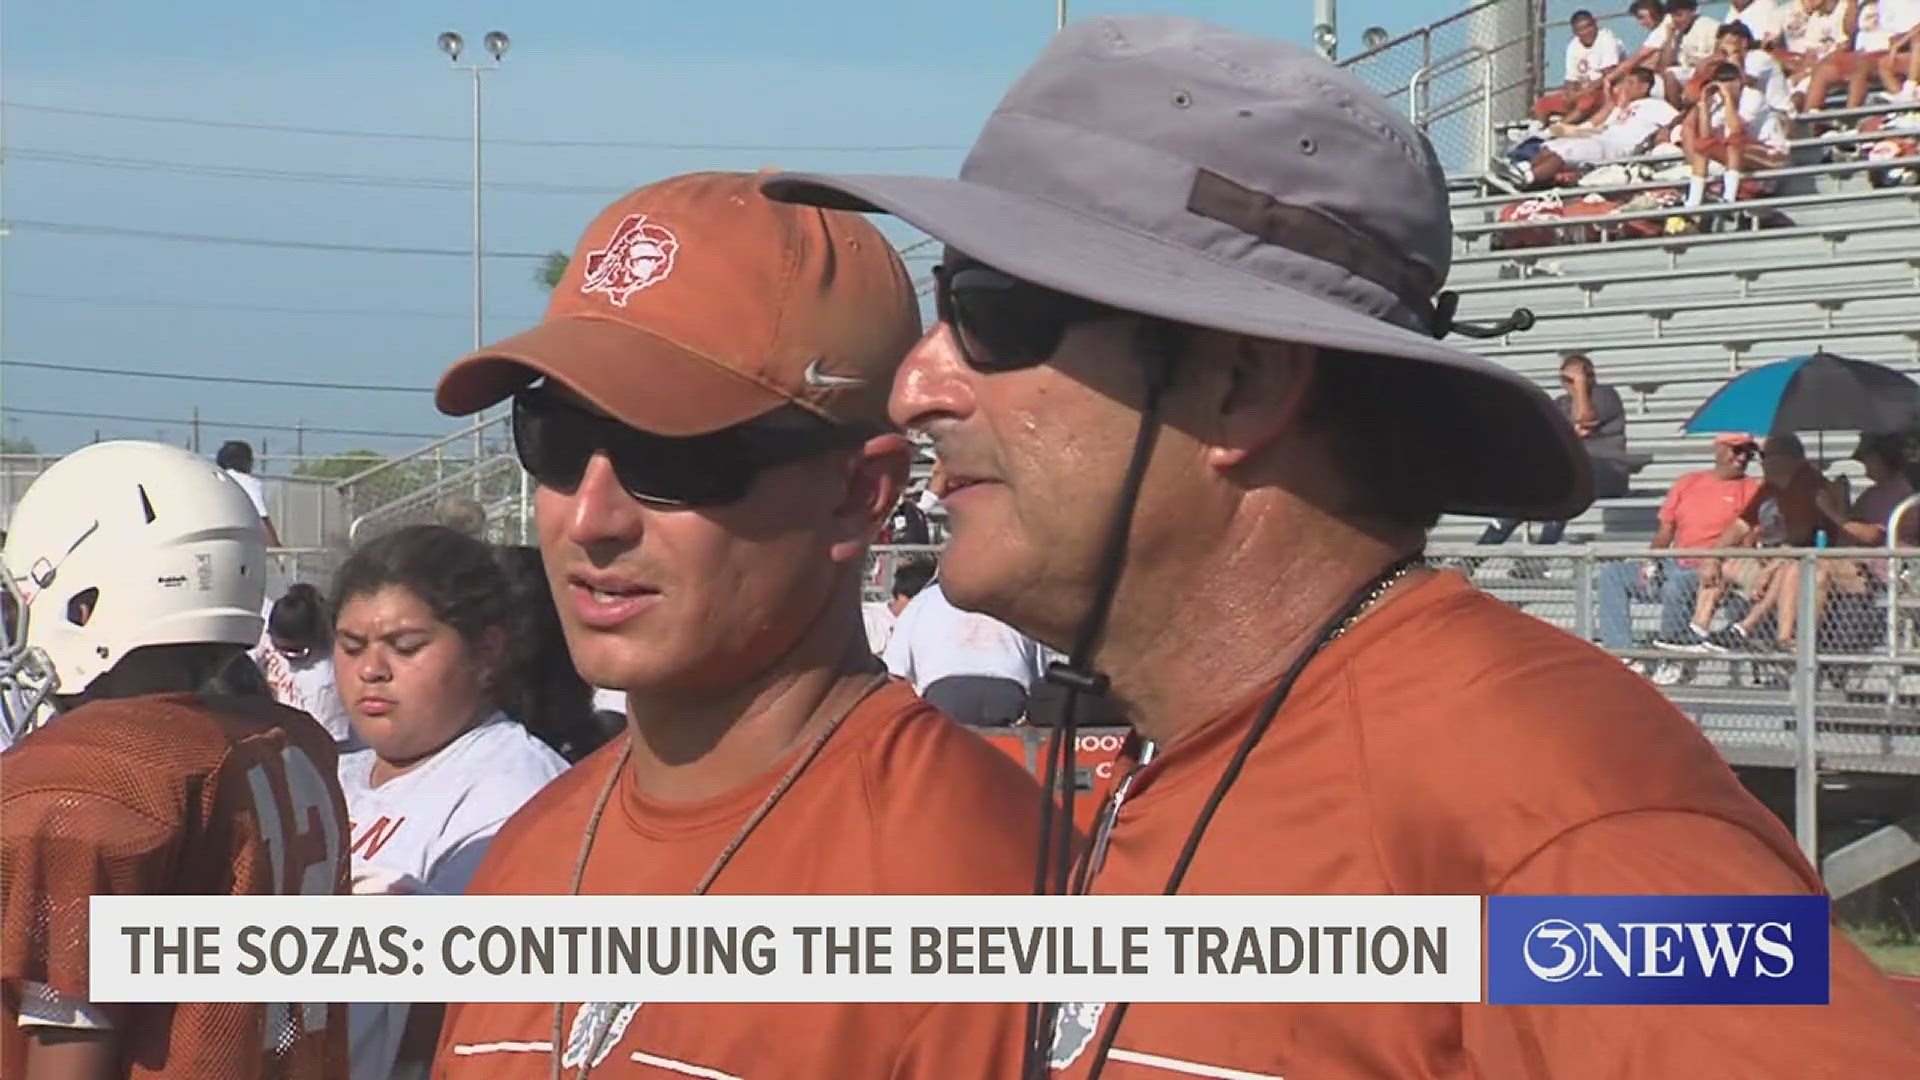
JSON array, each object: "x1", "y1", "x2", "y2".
[
  {"x1": 1076, "y1": 552, "x2": 1425, "y2": 1080},
  {"x1": 549, "y1": 668, "x2": 891, "y2": 1080},
  {"x1": 1023, "y1": 344, "x2": 1175, "y2": 1080}
]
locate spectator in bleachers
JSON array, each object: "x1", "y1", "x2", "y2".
[
  {"x1": 1719, "y1": 19, "x2": 1797, "y2": 110},
  {"x1": 1657, "y1": 0, "x2": 1727, "y2": 104},
  {"x1": 1611, "y1": 0, "x2": 1677, "y2": 94},
  {"x1": 1477, "y1": 355, "x2": 1630, "y2": 556},
  {"x1": 1497, "y1": 68, "x2": 1682, "y2": 189},
  {"x1": 1779, "y1": 0, "x2": 1851, "y2": 105},
  {"x1": 1681, "y1": 432, "x2": 1829, "y2": 648},
  {"x1": 1681, "y1": 60, "x2": 1792, "y2": 204},
  {"x1": 1884, "y1": 13, "x2": 1920, "y2": 97},
  {"x1": 1535, "y1": 10, "x2": 1627, "y2": 123},
  {"x1": 1803, "y1": 0, "x2": 1914, "y2": 109},
  {"x1": 1818, "y1": 433, "x2": 1920, "y2": 544},
  {"x1": 1725, "y1": 0, "x2": 1790, "y2": 46},
  {"x1": 1695, "y1": 436, "x2": 1910, "y2": 653},
  {"x1": 215, "y1": 439, "x2": 281, "y2": 547},
  {"x1": 1595, "y1": 433, "x2": 1763, "y2": 657}
]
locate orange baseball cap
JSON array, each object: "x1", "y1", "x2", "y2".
[{"x1": 435, "y1": 171, "x2": 921, "y2": 436}]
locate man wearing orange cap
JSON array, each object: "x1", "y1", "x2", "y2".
[{"x1": 427, "y1": 171, "x2": 1042, "y2": 1079}]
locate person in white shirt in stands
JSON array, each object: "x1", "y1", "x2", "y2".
[
  {"x1": 883, "y1": 567, "x2": 1045, "y2": 727},
  {"x1": 1610, "y1": 0, "x2": 1680, "y2": 94},
  {"x1": 1656, "y1": 0, "x2": 1726, "y2": 103},
  {"x1": 1683, "y1": 59, "x2": 1792, "y2": 203},
  {"x1": 329, "y1": 524, "x2": 568, "y2": 1080},
  {"x1": 215, "y1": 439, "x2": 280, "y2": 547},
  {"x1": 1534, "y1": 10, "x2": 1627, "y2": 122},
  {"x1": 1883, "y1": 0, "x2": 1920, "y2": 97},
  {"x1": 251, "y1": 582, "x2": 353, "y2": 745},
  {"x1": 1500, "y1": 67, "x2": 1683, "y2": 188},
  {"x1": 1779, "y1": 0, "x2": 1851, "y2": 102},
  {"x1": 1719, "y1": 19, "x2": 1797, "y2": 110},
  {"x1": 1810, "y1": 0, "x2": 1920, "y2": 105},
  {"x1": 1726, "y1": 0, "x2": 1790, "y2": 46}
]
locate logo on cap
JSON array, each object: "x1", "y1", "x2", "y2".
[
  {"x1": 802, "y1": 357, "x2": 865, "y2": 390},
  {"x1": 580, "y1": 213, "x2": 680, "y2": 307}
]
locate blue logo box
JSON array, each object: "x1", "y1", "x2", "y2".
[{"x1": 1486, "y1": 895, "x2": 1831, "y2": 1005}]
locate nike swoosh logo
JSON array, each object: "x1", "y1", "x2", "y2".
[{"x1": 803, "y1": 358, "x2": 865, "y2": 389}]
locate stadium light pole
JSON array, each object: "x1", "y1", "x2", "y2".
[
  {"x1": 1057, "y1": 1, "x2": 1066, "y2": 30},
  {"x1": 438, "y1": 30, "x2": 509, "y2": 477}
]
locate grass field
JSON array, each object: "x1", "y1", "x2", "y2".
[{"x1": 1843, "y1": 924, "x2": 1920, "y2": 977}]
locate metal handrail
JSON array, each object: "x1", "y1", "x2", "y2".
[
  {"x1": 1410, "y1": 45, "x2": 1496, "y2": 157},
  {"x1": 1338, "y1": 0, "x2": 1500, "y2": 69},
  {"x1": 345, "y1": 452, "x2": 523, "y2": 545},
  {"x1": 330, "y1": 412, "x2": 505, "y2": 492}
]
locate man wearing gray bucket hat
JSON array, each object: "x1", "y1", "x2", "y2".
[{"x1": 768, "y1": 14, "x2": 1920, "y2": 1080}]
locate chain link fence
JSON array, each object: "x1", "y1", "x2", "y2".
[{"x1": 1337, "y1": 0, "x2": 1549, "y2": 172}]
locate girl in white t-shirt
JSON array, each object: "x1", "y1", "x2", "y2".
[
  {"x1": 251, "y1": 582, "x2": 353, "y2": 744},
  {"x1": 330, "y1": 525, "x2": 569, "y2": 1080}
]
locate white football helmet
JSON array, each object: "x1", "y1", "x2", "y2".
[{"x1": 0, "y1": 441, "x2": 268, "y2": 741}]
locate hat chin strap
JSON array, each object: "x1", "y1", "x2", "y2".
[
  {"x1": 1429, "y1": 290, "x2": 1536, "y2": 340},
  {"x1": 1021, "y1": 336, "x2": 1175, "y2": 1080}
]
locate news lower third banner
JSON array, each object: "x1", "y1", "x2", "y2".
[
  {"x1": 90, "y1": 895, "x2": 1481, "y2": 1004},
  {"x1": 1487, "y1": 895, "x2": 1832, "y2": 1005},
  {"x1": 89, "y1": 894, "x2": 1835, "y2": 1006}
]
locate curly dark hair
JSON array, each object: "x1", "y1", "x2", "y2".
[
  {"x1": 331, "y1": 525, "x2": 518, "y2": 702},
  {"x1": 492, "y1": 544, "x2": 618, "y2": 763}
]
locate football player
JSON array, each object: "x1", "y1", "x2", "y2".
[{"x1": 1, "y1": 441, "x2": 351, "y2": 1080}]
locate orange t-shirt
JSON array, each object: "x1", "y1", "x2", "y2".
[
  {"x1": 1660, "y1": 469, "x2": 1764, "y2": 562},
  {"x1": 1047, "y1": 572, "x2": 1920, "y2": 1079},
  {"x1": 433, "y1": 679, "x2": 1043, "y2": 1080},
  {"x1": 1, "y1": 693, "x2": 351, "y2": 1080}
]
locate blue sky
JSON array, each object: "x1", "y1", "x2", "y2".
[{"x1": 2, "y1": 0, "x2": 1433, "y2": 468}]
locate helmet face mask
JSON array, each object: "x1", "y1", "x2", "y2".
[
  {"x1": 1, "y1": 441, "x2": 269, "y2": 735},
  {"x1": 0, "y1": 565, "x2": 58, "y2": 742}
]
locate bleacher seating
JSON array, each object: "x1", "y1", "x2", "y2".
[{"x1": 1427, "y1": 103, "x2": 1919, "y2": 549}]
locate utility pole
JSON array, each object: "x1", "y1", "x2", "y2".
[
  {"x1": 295, "y1": 421, "x2": 306, "y2": 459},
  {"x1": 437, "y1": 30, "x2": 510, "y2": 486},
  {"x1": 191, "y1": 407, "x2": 202, "y2": 453},
  {"x1": 1057, "y1": 1, "x2": 1066, "y2": 30}
]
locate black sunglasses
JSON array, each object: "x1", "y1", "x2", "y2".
[
  {"x1": 511, "y1": 386, "x2": 872, "y2": 508},
  {"x1": 933, "y1": 261, "x2": 1129, "y2": 373}
]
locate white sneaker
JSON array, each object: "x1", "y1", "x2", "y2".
[{"x1": 1650, "y1": 661, "x2": 1692, "y2": 686}]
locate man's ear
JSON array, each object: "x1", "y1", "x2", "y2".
[
  {"x1": 831, "y1": 433, "x2": 911, "y2": 565},
  {"x1": 1205, "y1": 336, "x2": 1319, "y2": 471}
]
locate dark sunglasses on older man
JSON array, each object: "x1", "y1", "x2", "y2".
[
  {"x1": 933, "y1": 260, "x2": 1131, "y2": 373},
  {"x1": 511, "y1": 384, "x2": 871, "y2": 508}
]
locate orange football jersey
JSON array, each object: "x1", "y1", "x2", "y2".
[{"x1": 1, "y1": 691, "x2": 351, "y2": 1079}]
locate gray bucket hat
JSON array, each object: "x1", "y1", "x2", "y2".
[{"x1": 763, "y1": 15, "x2": 1591, "y2": 521}]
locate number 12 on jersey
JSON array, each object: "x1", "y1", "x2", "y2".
[{"x1": 246, "y1": 743, "x2": 345, "y2": 1048}]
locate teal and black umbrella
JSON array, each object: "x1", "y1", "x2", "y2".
[{"x1": 1683, "y1": 353, "x2": 1920, "y2": 437}]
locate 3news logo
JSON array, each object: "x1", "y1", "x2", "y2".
[{"x1": 1486, "y1": 896, "x2": 1831, "y2": 1005}]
